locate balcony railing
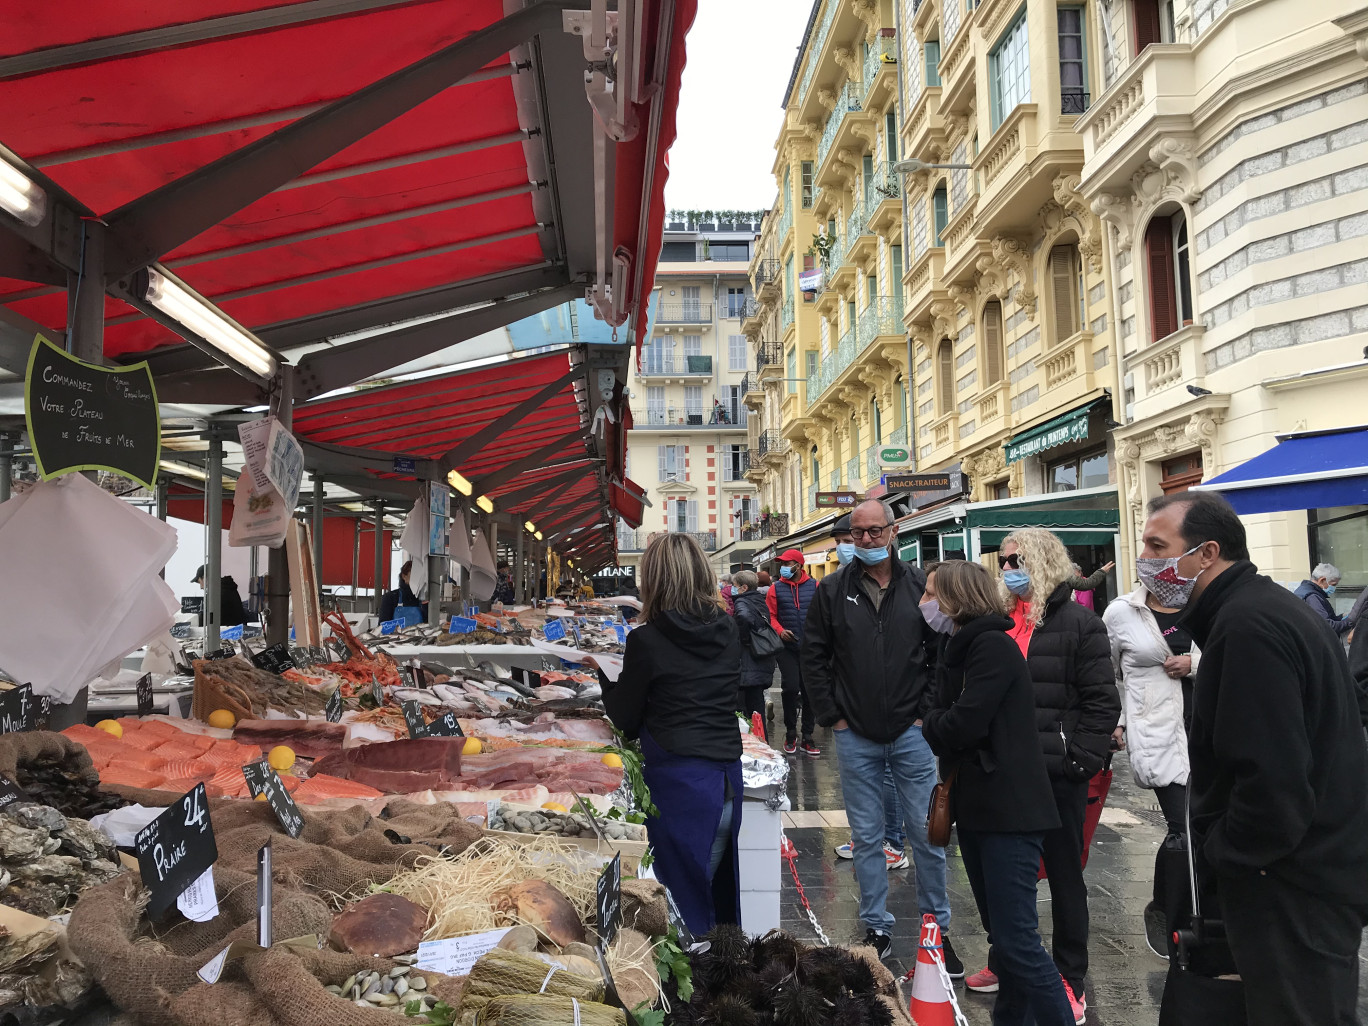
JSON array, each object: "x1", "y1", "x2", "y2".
[
  {"x1": 797, "y1": 0, "x2": 840, "y2": 104},
  {"x1": 635, "y1": 402, "x2": 746, "y2": 427},
  {"x1": 888, "y1": 425, "x2": 908, "y2": 446},
  {"x1": 777, "y1": 204, "x2": 793, "y2": 245},
  {"x1": 754, "y1": 259, "x2": 780, "y2": 286},
  {"x1": 807, "y1": 482, "x2": 819, "y2": 513},
  {"x1": 739, "y1": 297, "x2": 761, "y2": 321},
  {"x1": 754, "y1": 430, "x2": 788, "y2": 458},
  {"x1": 861, "y1": 33, "x2": 898, "y2": 96},
  {"x1": 806, "y1": 327, "x2": 857, "y2": 407},
  {"x1": 864, "y1": 161, "x2": 901, "y2": 219},
  {"x1": 856, "y1": 295, "x2": 904, "y2": 348},
  {"x1": 656, "y1": 303, "x2": 713, "y2": 324},
  {"x1": 1060, "y1": 89, "x2": 1091, "y2": 115},
  {"x1": 639, "y1": 355, "x2": 714, "y2": 377},
  {"x1": 817, "y1": 81, "x2": 862, "y2": 169},
  {"x1": 721, "y1": 298, "x2": 750, "y2": 320},
  {"x1": 740, "y1": 514, "x2": 790, "y2": 542},
  {"x1": 640, "y1": 530, "x2": 717, "y2": 551},
  {"x1": 866, "y1": 445, "x2": 881, "y2": 483},
  {"x1": 846, "y1": 456, "x2": 861, "y2": 488},
  {"x1": 757, "y1": 339, "x2": 783, "y2": 371},
  {"x1": 782, "y1": 296, "x2": 795, "y2": 329},
  {"x1": 843, "y1": 207, "x2": 869, "y2": 262}
]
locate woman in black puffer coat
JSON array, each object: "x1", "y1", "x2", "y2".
[
  {"x1": 988, "y1": 528, "x2": 1120, "y2": 1015},
  {"x1": 732, "y1": 570, "x2": 777, "y2": 721}
]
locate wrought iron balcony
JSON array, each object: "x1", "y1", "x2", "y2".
[
  {"x1": 817, "y1": 81, "x2": 862, "y2": 170},
  {"x1": 755, "y1": 430, "x2": 788, "y2": 458},
  {"x1": 619, "y1": 530, "x2": 718, "y2": 552},
  {"x1": 740, "y1": 513, "x2": 791, "y2": 542},
  {"x1": 722, "y1": 450, "x2": 751, "y2": 481},
  {"x1": 782, "y1": 297, "x2": 795, "y2": 329},
  {"x1": 754, "y1": 259, "x2": 780, "y2": 286},
  {"x1": 656, "y1": 302, "x2": 713, "y2": 324},
  {"x1": 1060, "y1": 89, "x2": 1091, "y2": 115},
  {"x1": 797, "y1": 0, "x2": 840, "y2": 104},
  {"x1": 846, "y1": 456, "x2": 861, "y2": 488},
  {"x1": 757, "y1": 339, "x2": 784, "y2": 370},
  {"x1": 648, "y1": 530, "x2": 717, "y2": 551},
  {"x1": 861, "y1": 33, "x2": 898, "y2": 96}
]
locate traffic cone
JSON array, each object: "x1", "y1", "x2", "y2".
[
  {"x1": 908, "y1": 914, "x2": 958, "y2": 1026},
  {"x1": 750, "y1": 711, "x2": 766, "y2": 743}
]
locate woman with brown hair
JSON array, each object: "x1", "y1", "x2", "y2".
[
  {"x1": 598, "y1": 532, "x2": 743, "y2": 935},
  {"x1": 921, "y1": 560, "x2": 1073, "y2": 1026}
]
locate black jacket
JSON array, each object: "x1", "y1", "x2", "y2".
[
  {"x1": 1183, "y1": 561, "x2": 1368, "y2": 903},
  {"x1": 733, "y1": 590, "x2": 777, "y2": 689},
  {"x1": 923, "y1": 616, "x2": 1061, "y2": 834},
  {"x1": 603, "y1": 609, "x2": 742, "y2": 762},
  {"x1": 1293, "y1": 580, "x2": 1353, "y2": 637},
  {"x1": 800, "y1": 558, "x2": 934, "y2": 743},
  {"x1": 219, "y1": 576, "x2": 248, "y2": 628},
  {"x1": 1021, "y1": 582, "x2": 1119, "y2": 779},
  {"x1": 1350, "y1": 609, "x2": 1368, "y2": 723}
]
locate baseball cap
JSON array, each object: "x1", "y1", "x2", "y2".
[
  {"x1": 779, "y1": 549, "x2": 805, "y2": 563},
  {"x1": 832, "y1": 514, "x2": 852, "y2": 534},
  {"x1": 192, "y1": 564, "x2": 206, "y2": 584}
]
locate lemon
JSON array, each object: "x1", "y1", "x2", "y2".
[
  {"x1": 462, "y1": 737, "x2": 483, "y2": 756},
  {"x1": 600, "y1": 753, "x2": 623, "y2": 768},
  {"x1": 541, "y1": 801, "x2": 568, "y2": 812},
  {"x1": 255, "y1": 792, "x2": 269, "y2": 802},
  {"x1": 267, "y1": 745, "x2": 296, "y2": 772},
  {"x1": 207, "y1": 709, "x2": 236, "y2": 729},
  {"x1": 94, "y1": 720, "x2": 123, "y2": 739}
]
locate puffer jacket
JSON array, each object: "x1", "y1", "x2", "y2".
[
  {"x1": 1022, "y1": 582, "x2": 1120, "y2": 779},
  {"x1": 1102, "y1": 586, "x2": 1200, "y2": 789},
  {"x1": 733, "y1": 589, "x2": 777, "y2": 688}
]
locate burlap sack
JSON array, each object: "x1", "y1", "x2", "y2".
[
  {"x1": 610, "y1": 928, "x2": 660, "y2": 1011},
  {"x1": 619, "y1": 879, "x2": 668, "y2": 938},
  {"x1": 167, "y1": 980, "x2": 281, "y2": 1026},
  {"x1": 67, "y1": 869, "x2": 332, "y2": 1026},
  {"x1": 0, "y1": 730, "x2": 97, "y2": 780}
]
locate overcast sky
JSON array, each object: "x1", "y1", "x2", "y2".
[{"x1": 662, "y1": 0, "x2": 813, "y2": 215}]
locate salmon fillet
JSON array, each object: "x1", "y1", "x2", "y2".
[
  {"x1": 294, "y1": 773, "x2": 384, "y2": 804},
  {"x1": 99, "y1": 766, "x2": 167, "y2": 790}
]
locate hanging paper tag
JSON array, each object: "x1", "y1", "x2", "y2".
[{"x1": 176, "y1": 865, "x2": 220, "y2": 923}]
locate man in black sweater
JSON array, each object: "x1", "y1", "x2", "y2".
[{"x1": 1141, "y1": 491, "x2": 1368, "y2": 1025}]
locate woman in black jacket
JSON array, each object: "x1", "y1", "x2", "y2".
[
  {"x1": 983, "y1": 528, "x2": 1119, "y2": 1017},
  {"x1": 732, "y1": 570, "x2": 776, "y2": 721},
  {"x1": 597, "y1": 533, "x2": 743, "y2": 935},
  {"x1": 923, "y1": 561, "x2": 1073, "y2": 1026}
]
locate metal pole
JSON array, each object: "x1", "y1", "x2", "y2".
[
  {"x1": 351, "y1": 518, "x2": 360, "y2": 603},
  {"x1": 514, "y1": 527, "x2": 525, "y2": 603},
  {"x1": 427, "y1": 480, "x2": 444, "y2": 627},
  {"x1": 156, "y1": 476, "x2": 169, "y2": 580},
  {"x1": 67, "y1": 223, "x2": 106, "y2": 363},
  {"x1": 266, "y1": 374, "x2": 294, "y2": 646},
  {"x1": 204, "y1": 433, "x2": 224, "y2": 654},
  {"x1": 312, "y1": 475, "x2": 324, "y2": 602},
  {"x1": 0, "y1": 434, "x2": 11, "y2": 503},
  {"x1": 486, "y1": 519, "x2": 498, "y2": 612},
  {"x1": 372, "y1": 504, "x2": 384, "y2": 615}
]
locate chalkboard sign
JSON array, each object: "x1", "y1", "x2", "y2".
[
  {"x1": 205, "y1": 646, "x2": 236, "y2": 661},
  {"x1": 136, "y1": 673, "x2": 155, "y2": 717},
  {"x1": 325, "y1": 687, "x2": 342, "y2": 723},
  {"x1": 24, "y1": 333, "x2": 160, "y2": 487},
  {"x1": 251, "y1": 643, "x2": 295, "y2": 675},
  {"x1": 511, "y1": 667, "x2": 542, "y2": 689},
  {"x1": 371, "y1": 675, "x2": 384, "y2": 707},
  {"x1": 596, "y1": 851, "x2": 621, "y2": 949},
  {"x1": 397, "y1": 664, "x2": 416, "y2": 689},
  {"x1": 181, "y1": 596, "x2": 204, "y2": 616},
  {"x1": 242, "y1": 761, "x2": 304, "y2": 839},
  {"x1": 135, "y1": 783, "x2": 217, "y2": 919},
  {"x1": 288, "y1": 646, "x2": 312, "y2": 668},
  {"x1": 424, "y1": 711, "x2": 463, "y2": 738},
  {"x1": 0, "y1": 774, "x2": 29, "y2": 812},
  {"x1": 0, "y1": 684, "x2": 34, "y2": 734},
  {"x1": 401, "y1": 700, "x2": 427, "y2": 738}
]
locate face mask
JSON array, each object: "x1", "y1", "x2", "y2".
[
  {"x1": 1325, "y1": 584, "x2": 1337, "y2": 596},
  {"x1": 835, "y1": 542, "x2": 857, "y2": 565},
  {"x1": 854, "y1": 546, "x2": 889, "y2": 565},
  {"x1": 920, "y1": 598, "x2": 954, "y2": 634},
  {"x1": 779, "y1": 566, "x2": 795, "y2": 580},
  {"x1": 1003, "y1": 569, "x2": 1032, "y2": 596},
  {"x1": 1136, "y1": 543, "x2": 1206, "y2": 608}
]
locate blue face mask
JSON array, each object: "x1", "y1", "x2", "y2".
[
  {"x1": 854, "y1": 546, "x2": 889, "y2": 565},
  {"x1": 835, "y1": 542, "x2": 857, "y2": 565},
  {"x1": 1003, "y1": 569, "x2": 1032, "y2": 596},
  {"x1": 1325, "y1": 583, "x2": 1337, "y2": 596},
  {"x1": 780, "y1": 565, "x2": 795, "y2": 579}
]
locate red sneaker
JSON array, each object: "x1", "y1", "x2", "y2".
[
  {"x1": 965, "y1": 966, "x2": 998, "y2": 993},
  {"x1": 1062, "y1": 978, "x2": 1086, "y2": 1024}
]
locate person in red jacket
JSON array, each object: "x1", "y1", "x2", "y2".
[{"x1": 767, "y1": 548, "x2": 820, "y2": 756}]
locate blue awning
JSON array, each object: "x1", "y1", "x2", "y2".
[{"x1": 1194, "y1": 426, "x2": 1368, "y2": 514}]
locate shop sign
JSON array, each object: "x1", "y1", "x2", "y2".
[
  {"x1": 882, "y1": 471, "x2": 965, "y2": 509},
  {"x1": 25, "y1": 333, "x2": 160, "y2": 488},
  {"x1": 1005, "y1": 408, "x2": 1092, "y2": 464},
  {"x1": 393, "y1": 455, "x2": 416, "y2": 475},
  {"x1": 815, "y1": 491, "x2": 859, "y2": 508},
  {"x1": 878, "y1": 446, "x2": 912, "y2": 467},
  {"x1": 798, "y1": 268, "x2": 823, "y2": 293},
  {"x1": 135, "y1": 783, "x2": 217, "y2": 919}
]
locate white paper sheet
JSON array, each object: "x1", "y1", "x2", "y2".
[
  {"x1": 526, "y1": 638, "x2": 623, "y2": 682},
  {"x1": 177, "y1": 865, "x2": 220, "y2": 923},
  {"x1": 416, "y1": 928, "x2": 513, "y2": 977}
]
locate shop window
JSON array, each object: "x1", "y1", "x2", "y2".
[
  {"x1": 1048, "y1": 448, "x2": 1109, "y2": 492},
  {"x1": 801, "y1": 161, "x2": 814, "y2": 208},
  {"x1": 982, "y1": 299, "x2": 1004, "y2": 384},
  {"x1": 1057, "y1": 7, "x2": 1089, "y2": 114},
  {"x1": 932, "y1": 185, "x2": 949, "y2": 246},
  {"x1": 1145, "y1": 211, "x2": 1193, "y2": 342},
  {"x1": 1132, "y1": 0, "x2": 1176, "y2": 52},
  {"x1": 936, "y1": 339, "x2": 954, "y2": 414},
  {"x1": 1310, "y1": 506, "x2": 1368, "y2": 607},
  {"x1": 1048, "y1": 244, "x2": 1083, "y2": 344},
  {"x1": 1159, "y1": 451, "x2": 1203, "y2": 494},
  {"x1": 990, "y1": 11, "x2": 1030, "y2": 131}
]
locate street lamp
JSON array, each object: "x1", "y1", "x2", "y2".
[{"x1": 892, "y1": 158, "x2": 974, "y2": 173}]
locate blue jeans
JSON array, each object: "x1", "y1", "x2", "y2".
[
  {"x1": 833, "y1": 723, "x2": 949, "y2": 933},
  {"x1": 883, "y1": 769, "x2": 904, "y2": 848},
  {"x1": 959, "y1": 829, "x2": 1074, "y2": 1026}
]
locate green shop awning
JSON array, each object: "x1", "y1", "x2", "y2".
[
  {"x1": 1005, "y1": 403, "x2": 1097, "y2": 464},
  {"x1": 940, "y1": 532, "x2": 965, "y2": 551},
  {"x1": 898, "y1": 537, "x2": 919, "y2": 561},
  {"x1": 970, "y1": 506, "x2": 1120, "y2": 530},
  {"x1": 979, "y1": 529, "x2": 1118, "y2": 548}
]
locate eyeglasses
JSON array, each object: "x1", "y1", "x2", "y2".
[
  {"x1": 850, "y1": 526, "x2": 889, "y2": 541},
  {"x1": 998, "y1": 553, "x2": 1021, "y2": 569}
]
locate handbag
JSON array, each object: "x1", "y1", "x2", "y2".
[
  {"x1": 746, "y1": 620, "x2": 784, "y2": 658},
  {"x1": 926, "y1": 766, "x2": 958, "y2": 847}
]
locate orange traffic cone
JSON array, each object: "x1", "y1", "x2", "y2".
[
  {"x1": 750, "y1": 711, "x2": 766, "y2": 743},
  {"x1": 908, "y1": 914, "x2": 960, "y2": 1026}
]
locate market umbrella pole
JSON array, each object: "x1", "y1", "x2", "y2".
[
  {"x1": 312, "y1": 476, "x2": 324, "y2": 607},
  {"x1": 514, "y1": 527, "x2": 525, "y2": 603},
  {"x1": 204, "y1": 433, "x2": 224, "y2": 655},
  {"x1": 427, "y1": 472, "x2": 443, "y2": 628},
  {"x1": 372, "y1": 503, "x2": 384, "y2": 616},
  {"x1": 266, "y1": 376, "x2": 293, "y2": 646}
]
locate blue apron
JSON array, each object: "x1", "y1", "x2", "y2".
[{"x1": 639, "y1": 727, "x2": 743, "y2": 936}]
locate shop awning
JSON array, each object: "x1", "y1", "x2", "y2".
[
  {"x1": 940, "y1": 531, "x2": 966, "y2": 551},
  {"x1": 897, "y1": 536, "x2": 918, "y2": 561},
  {"x1": 1005, "y1": 399, "x2": 1106, "y2": 464},
  {"x1": 1193, "y1": 426, "x2": 1368, "y2": 514}
]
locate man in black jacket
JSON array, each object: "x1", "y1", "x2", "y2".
[
  {"x1": 1142, "y1": 491, "x2": 1368, "y2": 1025},
  {"x1": 802, "y1": 500, "x2": 959, "y2": 968}
]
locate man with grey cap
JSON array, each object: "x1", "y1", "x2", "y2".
[{"x1": 1294, "y1": 563, "x2": 1353, "y2": 637}]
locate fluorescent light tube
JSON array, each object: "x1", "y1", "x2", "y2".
[
  {"x1": 0, "y1": 159, "x2": 45, "y2": 227},
  {"x1": 476, "y1": 495, "x2": 495, "y2": 513},
  {"x1": 447, "y1": 470, "x2": 473, "y2": 495},
  {"x1": 144, "y1": 268, "x2": 276, "y2": 378}
]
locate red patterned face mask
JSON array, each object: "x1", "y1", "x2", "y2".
[{"x1": 1136, "y1": 544, "x2": 1206, "y2": 608}]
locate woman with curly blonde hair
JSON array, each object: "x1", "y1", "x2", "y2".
[{"x1": 963, "y1": 528, "x2": 1119, "y2": 1021}]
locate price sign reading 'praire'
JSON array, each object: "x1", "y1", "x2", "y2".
[{"x1": 24, "y1": 334, "x2": 161, "y2": 489}]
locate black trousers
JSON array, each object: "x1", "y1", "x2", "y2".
[
  {"x1": 1218, "y1": 871, "x2": 1366, "y2": 1026},
  {"x1": 739, "y1": 685, "x2": 767, "y2": 721},
  {"x1": 774, "y1": 644, "x2": 813, "y2": 741},
  {"x1": 1041, "y1": 774, "x2": 1090, "y2": 993}
]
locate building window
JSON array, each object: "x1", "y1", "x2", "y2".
[
  {"x1": 851, "y1": 413, "x2": 860, "y2": 464},
  {"x1": 871, "y1": 398, "x2": 882, "y2": 443},
  {"x1": 891, "y1": 244, "x2": 903, "y2": 306},
  {"x1": 885, "y1": 112, "x2": 898, "y2": 162},
  {"x1": 993, "y1": 480, "x2": 1012, "y2": 500},
  {"x1": 658, "y1": 444, "x2": 686, "y2": 481},
  {"x1": 932, "y1": 185, "x2": 949, "y2": 246},
  {"x1": 895, "y1": 374, "x2": 906, "y2": 427},
  {"x1": 810, "y1": 446, "x2": 820, "y2": 485},
  {"x1": 728, "y1": 334, "x2": 747, "y2": 371},
  {"x1": 990, "y1": 11, "x2": 1030, "y2": 131},
  {"x1": 866, "y1": 273, "x2": 877, "y2": 308},
  {"x1": 786, "y1": 347, "x2": 797, "y2": 394},
  {"x1": 646, "y1": 385, "x2": 665, "y2": 423},
  {"x1": 805, "y1": 350, "x2": 818, "y2": 388},
  {"x1": 1048, "y1": 244, "x2": 1083, "y2": 344},
  {"x1": 725, "y1": 289, "x2": 746, "y2": 318},
  {"x1": 982, "y1": 299, "x2": 1004, "y2": 384},
  {"x1": 1145, "y1": 211, "x2": 1193, "y2": 342},
  {"x1": 721, "y1": 385, "x2": 746, "y2": 425},
  {"x1": 925, "y1": 39, "x2": 941, "y2": 87},
  {"x1": 710, "y1": 242, "x2": 750, "y2": 261},
  {"x1": 669, "y1": 499, "x2": 698, "y2": 533},
  {"x1": 682, "y1": 334, "x2": 701, "y2": 358},
  {"x1": 682, "y1": 286, "x2": 701, "y2": 320},
  {"x1": 784, "y1": 254, "x2": 794, "y2": 301},
  {"x1": 1159, "y1": 451, "x2": 1203, "y2": 494},
  {"x1": 659, "y1": 241, "x2": 695, "y2": 262},
  {"x1": 936, "y1": 339, "x2": 954, "y2": 414},
  {"x1": 723, "y1": 444, "x2": 748, "y2": 481},
  {"x1": 801, "y1": 161, "x2": 815, "y2": 208},
  {"x1": 684, "y1": 386, "x2": 703, "y2": 421},
  {"x1": 783, "y1": 165, "x2": 791, "y2": 208},
  {"x1": 802, "y1": 254, "x2": 817, "y2": 303},
  {"x1": 1058, "y1": 7, "x2": 1089, "y2": 114},
  {"x1": 644, "y1": 338, "x2": 668, "y2": 375},
  {"x1": 1132, "y1": 0, "x2": 1176, "y2": 52},
  {"x1": 1047, "y1": 448, "x2": 1109, "y2": 492}
]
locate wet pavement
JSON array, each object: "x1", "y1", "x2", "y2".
[{"x1": 770, "y1": 716, "x2": 1368, "y2": 1025}]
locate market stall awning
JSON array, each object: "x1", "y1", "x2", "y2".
[
  {"x1": 1005, "y1": 399, "x2": 1108, "y2": 465},
  {"x1": 0, "y1": 0, "x2": 695, "y2": 400},
  {"x1": 1193, "y1": 425, "x2": 1368, "y2": 514}
]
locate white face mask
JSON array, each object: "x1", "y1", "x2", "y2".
[{"x1": 1136, "y1": 543, "x2": 1206, "y2": 608}]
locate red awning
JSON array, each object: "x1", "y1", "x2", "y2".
[{"x1": 610, "y1": 477, "x2": 647, "y2": 530}]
